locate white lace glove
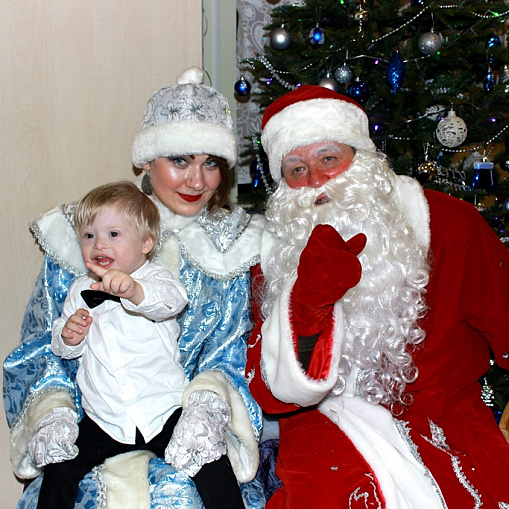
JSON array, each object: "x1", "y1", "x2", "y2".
[
  {"x1": 165, "y1": 390, "x2": 231, "y2": 477},
  {"x1": 28, "y1": 407, "x2": 79, "y2": 468}
]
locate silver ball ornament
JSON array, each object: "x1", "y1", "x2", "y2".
[
  {"x1": 334, "y1": 64, "x2": 353, "y2": 84},
  {"x1": 318, "y1": 76, "x2": 340, "y2": 93},
  {"x1": 270, "y1": 25, "x2": 291, "y2": 51},
  {"x1": 418, "y1": 31, "x2": 442, "y2": 56},
  {"x1": 436, "y1": 110, "x2": 468, "y2": 148}
]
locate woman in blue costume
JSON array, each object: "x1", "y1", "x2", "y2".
[{"x1": 3, "y1": 67, "x2": 266, "y2": 509}]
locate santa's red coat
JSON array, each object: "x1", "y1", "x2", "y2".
[{"x1": 247, "y1": 189, "x2": 509, "y2": 508}]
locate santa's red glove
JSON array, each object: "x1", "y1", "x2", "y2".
[{"x1": 291, "y1": 224, "x2": 366, "y2": 337}]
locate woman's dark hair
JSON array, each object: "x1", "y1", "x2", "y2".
[{"x1": 206, "y1": 155, "x2": 232, "y2": 212}]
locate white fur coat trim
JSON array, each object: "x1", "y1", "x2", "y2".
[
  {"x1": 30, "y1": 206, "x2": 264, "y2": 280},
  {"x1": 183, "y1": 370, "x2": 260, "y2": 483},
  {"x1": 260, "y1": 276, "x2": 344, "y2": 407},
  {"x1": 162, "y1": 213, "x2": 265, "y2": 279},
  {"x1": 10, "y1": 389, "x2": 75, "y2": 479},
  {"x1": 102, "y1": 450, "x2": 155, "y2": 509},
  {"x1": 31, "y1": 206, "x2": 87, "y2": 275},
  {"x1": 393, "y1": 175, "x2": 431, "y2": 251},
  {"x1": 319, "y1": 395, "x2": 444, "y2": 509}
]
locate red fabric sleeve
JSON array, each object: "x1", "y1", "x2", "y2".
[{"x1": 246, "y1": 264, "x2": 300, "y2": 414}]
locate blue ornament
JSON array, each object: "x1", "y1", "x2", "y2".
[
  {"x1": 386, "y1": 52, "x2": 405, "y2": 94},
  {"x1": 308, "y1": 25, "x2": 325, "y2": 47},
  {"x1": 488, "y1": 55, "x2": 503, "y2": 71},
  {"x1": 484, "y1": 69, "x2": 495, "y2": 93},
  {"x1": 234, "y1": 76, "x2": 251, "y2": 96},
  {"x1": 486, "y1": 35, "x2": 502, "y2": 49},
  {"x1": 347, "y1": 79, "x2": 368, "y2": 103},
  {"x1": 472, "y1": 161, "x2": 496, "y2": 192},
  {"x1": 249, "y1": 159, "x2": 267, "y2": 189}
]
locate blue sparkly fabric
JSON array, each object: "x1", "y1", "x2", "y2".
[{"x1": 4, "y1": 252, "x2": 265, "y2": 508}]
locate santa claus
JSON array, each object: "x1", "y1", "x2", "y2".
[{"x1": 246, "y1": 85, "x2": 509, "y2": 508}]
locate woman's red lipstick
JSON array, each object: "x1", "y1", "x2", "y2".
[{"x1": 178, "y1": 193, "x2": 202, "y2": 202}]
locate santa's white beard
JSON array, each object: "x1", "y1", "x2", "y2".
[{"x1": 263, "y1": 150, "x2": 430, "y2": 410}]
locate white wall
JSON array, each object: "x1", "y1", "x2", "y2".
[{"x1": 0, "y1": 1, "x2": 202, "y2": 506}]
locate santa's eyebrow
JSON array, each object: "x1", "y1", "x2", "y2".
[{"x1": 315, "y1": 144, "x2": 345, "y2": 155}]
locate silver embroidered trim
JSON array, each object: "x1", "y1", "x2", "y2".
[
  {"x1": 197, "y1": 207, "x2": 251, "y2": 253},
  {"x1": 499, "y1": 503, "x2": 509, "y2": 508},
  {"x1": 91, "y1": 463, "x2": 107, "y2": 509},
  {"x1": 259, "y1": 355, "x2": 270, "y2": 392},
  {"x1": 29, "y1": 221, "x2": 85, "y2": 278},
  {"x1": 348, "y1": 473, "x2": 383, "y2": 509},
  {"x1": 426, "y1": 419, "x2": 482, "y2": 509},
  {"x1": 157, "y1": 228, "x2": 179, "y2": 255},
  {"x1": 62, "y1": 203, "x2": 76, "y2": 230},
  {"x1": 395, "y1": 419, "x2": 448, "y2": 509},
  {"x1": 179, "y1": 242, "x2": 260, "y2": 281},
  {"x1": 429, "y1": 419, "x2": 449, "y2": 450}
]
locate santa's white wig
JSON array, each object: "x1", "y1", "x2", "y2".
[{"x1": 262, "y1": 150, "x2": 430, "y2": 411}]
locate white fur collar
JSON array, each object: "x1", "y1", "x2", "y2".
[{"x1": 30, "y1": 204, "x2": 264, "y2": 280}]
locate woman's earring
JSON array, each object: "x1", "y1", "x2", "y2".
[{"x1": 141, "y1": 172, "x2": 152, "y2": 195}]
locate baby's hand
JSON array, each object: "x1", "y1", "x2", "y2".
[
  {"x1": 86, "y1": 262, "x2": 144, "y2": 304},
  {"x1": 62, "y1": 309, "x2": 92, "y2": 346}
]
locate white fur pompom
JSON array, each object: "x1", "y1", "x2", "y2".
[{"x1": 176, "y1": 66, "x2": 204, "y2": 85}]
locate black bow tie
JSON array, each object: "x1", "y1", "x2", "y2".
[{"x1": 81, "y1": 290, "x2": 121, "y2": 309}]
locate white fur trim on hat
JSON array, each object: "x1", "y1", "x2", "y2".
[
  {"x1": 261, "y1": 97, "x2": 376, "y2": 182},
  {"x1": 132, "y1": 120, "x2": 237, "y2": 169}
]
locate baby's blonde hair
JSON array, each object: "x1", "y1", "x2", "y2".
[{"x1": 74, "y1": 181, "x2": 160, "y2": 259}]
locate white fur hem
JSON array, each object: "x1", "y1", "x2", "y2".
[
  {"x1": 319, "y1": 395, "x2": 444, "y2": 509},
  {"x1": 260, "y1": 277, "x2": 344, "y2": 407},
  {"x1": 10, "y1": 389, "x2": 75, "y2": 479},
  {"x1": 102, "y1": 450, "x2": 155, "y2": 509},
  {"x1": 184, "y1": 370, "x2": 260, "y2": 482}
]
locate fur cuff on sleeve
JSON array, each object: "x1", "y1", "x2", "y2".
[
  {"x1": 183, "y1": 370, "x2": 260, "y2": 482},
  {"x1": 10, "y1": 389, "x2": 75, "y2": 479},
  {"x1": 260, "y1": 277, "x2": 344, "y2": 407}
]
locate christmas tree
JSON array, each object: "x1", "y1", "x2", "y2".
[{"x1": 240, "y1": 0, "x2": 509, "y2": 417}]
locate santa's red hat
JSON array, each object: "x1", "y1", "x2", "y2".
[{"x1": 261, "y1": 85, "x2": 376, "y2": 182}]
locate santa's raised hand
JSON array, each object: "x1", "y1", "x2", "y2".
[{"x1": 86, "y1": 262, "x2": 145, "y2": 305}]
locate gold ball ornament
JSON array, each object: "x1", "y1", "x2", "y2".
[
  {"x1": 435, "y1": 110, "x2": 468, "y2": 148},
  {"x1": 418, "y1": 160, "x2": 437, "y2": 180}
]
